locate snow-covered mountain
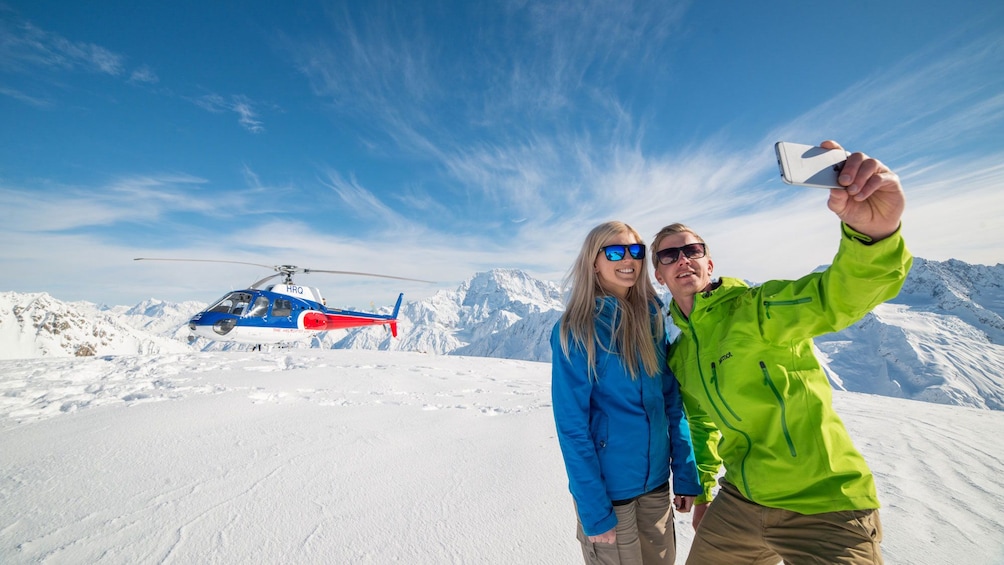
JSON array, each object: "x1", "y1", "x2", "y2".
[
  {"x1": 250, "y1": 268, "x2": 565, "y2": 355},
  {"x1": 0, "y1": 292, "x2": 193, "y2": 358},
  {"x1": 2, "y1": 261, "x2": 1003, "y2": 411},
  {"x1": 816, "y1": 258, "x2": 1004, "y2": 410}
]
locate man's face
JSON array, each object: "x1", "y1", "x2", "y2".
[{"x1": 653, "y1": 232, "x2": 714, "y2": 300}]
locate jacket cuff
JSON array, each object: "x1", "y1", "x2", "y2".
[
  {"x1": 582, "y1": 511, "x2": 618, "y2": 538},
  {"x1": 841, "y1": 222, "x2": 902, "y2": 246}
]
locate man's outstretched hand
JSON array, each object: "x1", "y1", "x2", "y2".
[{"x1": 822, "y1": 140, "x2": 905, "y2": 242}]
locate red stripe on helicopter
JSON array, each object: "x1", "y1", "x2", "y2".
[
  {"x1": 302, "y1": 311, "x2": 397, "y2": 335},
  {"x1": 322, "y1": 314, "x2": 395, "y2": 332}
]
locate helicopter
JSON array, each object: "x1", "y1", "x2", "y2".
[{"x1": 134, "y1": 258, "x2": 434, "y2": 345}]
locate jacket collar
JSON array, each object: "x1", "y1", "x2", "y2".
[{"x1": 670, "y1": 277, "x2": 748, "y2": 320}]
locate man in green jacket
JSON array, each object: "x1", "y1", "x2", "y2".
[{"x1": 650, "y1": 140, "x2": 911, "y2": 564}]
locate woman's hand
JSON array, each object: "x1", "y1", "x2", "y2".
[
  {"x1": 588, "y1": 527, "x2": 617, "y2": 544},
  {"x1": 674, "y1": 495, "x2": 696, "y2": 513}
]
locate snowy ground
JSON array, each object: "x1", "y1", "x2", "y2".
[{"x1": 1, "y1": 349, "x2": 1002, "y2": 564}]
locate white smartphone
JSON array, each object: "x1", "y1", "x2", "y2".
[{"x1": 775, "y1": 142, "x2": 849, "y2": 189}]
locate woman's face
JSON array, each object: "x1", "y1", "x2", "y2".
[{"x1": 594, "y1": 231, "x2": 643, "y2": 299}]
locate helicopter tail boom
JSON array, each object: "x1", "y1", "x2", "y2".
[
  {"x1": 314, "y1": 294, "x2": 405, "y2": 334},
  {"x1": 318, "y1": 313, "x2": 396, "y2": 332}
]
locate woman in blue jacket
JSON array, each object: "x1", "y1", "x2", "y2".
[{"x1": 552, "y1": 220, "x2": 702, "y2": 565}]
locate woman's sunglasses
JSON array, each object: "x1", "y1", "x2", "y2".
[
  {"x1": 655, "y1": 243, "x2": 707, "y2": 265},
  {"x1": 599, "y1": 243, "x2": 646, "y2": 261}
]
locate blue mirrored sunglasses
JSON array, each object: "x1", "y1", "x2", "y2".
[{"x1": 599, "y1": 243, "x2": 645, "y2": 261}]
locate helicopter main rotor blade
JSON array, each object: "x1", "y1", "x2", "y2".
[
  {"x1": 134, "y1": 258, "x2": 278, "y2": 270},
  {"x1": 135, "y1": 258, "x2": 435, "y2": 285},
  {"x1": 303, "y1": 269, "x2": 436, "y2": 284}
]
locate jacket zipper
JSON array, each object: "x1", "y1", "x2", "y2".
[
  {"x1": 641, "y1": 379, "x2": 652, "y2": 490},
  {"x1": 759, "y1": 361, "x2": 797, "y2": 457},
  {"x1": 763, "y1": 297, "x2": 811, "y2": 319},
  {"x1": 686, "y1": 317, "x2": 754, "y2": 500},
  {"x1": 710, "y1": 362, "x2": 742, "y2": 422}
]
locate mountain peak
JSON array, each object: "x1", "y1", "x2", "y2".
[
  {"x1": 3, "y1": 261, "x2": 1003, "y2": 411},
  {"x1": 894, "y1": 257, "x2": 1004, "y2": 344},
  {"x1": 458, "y1": 268, "x2": 564, "y2": 313}
]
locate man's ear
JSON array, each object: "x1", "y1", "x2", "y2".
[{"x1": 707, "y1": 258, "x2": 714, "y2": 276}]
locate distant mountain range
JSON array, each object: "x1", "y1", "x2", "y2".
[{"x1": 2, "y1": 259, "x2": 1002, "y2": 411}]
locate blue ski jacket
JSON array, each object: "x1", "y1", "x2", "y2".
[{"x1": 551, "y1": 297, "x2": 701, "y2": 537}]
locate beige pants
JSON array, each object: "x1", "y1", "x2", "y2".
[
  {"x1": 687, "y1": 480, "x2": 883, "y2": 565},
  {"x1": 575, "y1": 486, "x2": 676, "y2": 565}
]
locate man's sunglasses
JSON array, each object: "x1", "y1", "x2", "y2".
[
  {"x1": 655, "y1": 242, "x2": 707, "y2": 265},
  {"x1": 599, "y1": 243, "x2": 646, "y2": 261}
]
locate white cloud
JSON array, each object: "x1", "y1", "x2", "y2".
[
  {"x1": 191, "y1": 93, "x2": 266, "y2": 133},
  {"x1": 3, "y1": 6, "x2": 1002, "y2": 307},
  {"x1": 128, "y1": 65, "x2": 159, "y2": 84},
  {"x1": 1, "y1": 20, "x2": 124, "y2": 75},
  {"x1": 0, "y1": 86, "x2": 50, "y2": 107},
  {"x1": 318, "y1": 169, "x2": 419, "y2": 233},
  {"x1": 232, "y1": 95, "x2": 264, "y2": 133}
]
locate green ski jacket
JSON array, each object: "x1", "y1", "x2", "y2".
[{"x1": 667, "y1": 224, "x2": 912, "y2": 513}]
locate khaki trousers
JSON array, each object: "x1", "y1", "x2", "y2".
[
  {"x1": 687, "y1": 480, "x2": 883, "y2": 565},
  {"x1": 575, "y1": 486, "x2": 676, "y2": 565}
]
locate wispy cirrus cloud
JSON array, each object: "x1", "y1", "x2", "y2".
[
  {"x1": 0, "y1": 85, "x2": 50, "y2": 107},
  {"x1": 318, "y1": 169, "x2": 419, "y2": 234},
  {"x1": 478, "y1": 25, "x2": 1004, "y2": 284},
  {"x1": 282, "y1": 0, "x2": 696, "y2": 243},
  {"x1": 0, "y1": 13, "x2": 164, "y2": 108},
  {"x1": 128, "y1": 65, "x2": 159, "y2": 85},
  {"x1": 191, "y1": 93, "x2": 265, "y2": 133},
  {"x1": 0, "y1": 20, "x2": 124, "y2": 75},
  {"x1": 1, "y1": 12, "x2": 271, "y2": 137},
  {"x1": 0, "y1": 174, "x2": 214, "y2": 233},
  {"x1": 231, "y1": 95, "x2": 264, "y2": 133},
  {"x1": 765, "y1": 33, "x2": 1004, "y2": 162}
]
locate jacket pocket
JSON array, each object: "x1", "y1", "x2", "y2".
[
  {"x1": 763, "y1": 297, "x2": 812, "y2": 320},
  {"x1": 760, "y1": 361, "x2": 797, "y2": 457},
  {"x1": 590, "y1": 412, "x2": 609, "y2": 450}
]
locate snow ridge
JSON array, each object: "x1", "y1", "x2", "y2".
[{"x1": 2, "y1": 260, "x2": 1003, "y2": 410}]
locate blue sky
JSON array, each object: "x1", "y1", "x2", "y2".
[{"x1": 2, "y1": 1, "x2": 1002, "y2": 309}]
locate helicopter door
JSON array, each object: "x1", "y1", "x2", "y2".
[
  {"x1": 272, "y1": 298, "x2": 293, "y2": 318},
  {"x1": 247, "y1": 296, "x2": 270, "y2": 317}
]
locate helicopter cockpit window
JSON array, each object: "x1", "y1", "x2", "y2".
[
  {"x1": 209, "y1": 297, "x2": 230, "y2": 313},
  {"x1": 208, "y1": 292, "x2": 253, "y2": 316},
  {"x1": 248, "y1": 296, "x2": 270, "y2": 317},
  {"x1": 272, "y1": 299, "x2": 292, "y2": 318}
]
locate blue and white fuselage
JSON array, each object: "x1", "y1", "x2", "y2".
[{"x1": 188, "y1": 283, "x2": 403, "y2": 344}]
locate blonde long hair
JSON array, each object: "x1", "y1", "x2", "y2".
[{"x1": 558, "y1": 221, "x2": 663, "y2": 380}]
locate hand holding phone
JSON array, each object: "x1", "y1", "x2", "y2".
[{"x1": 775, "y1": 142, "x2": 849, "y2": 189}]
